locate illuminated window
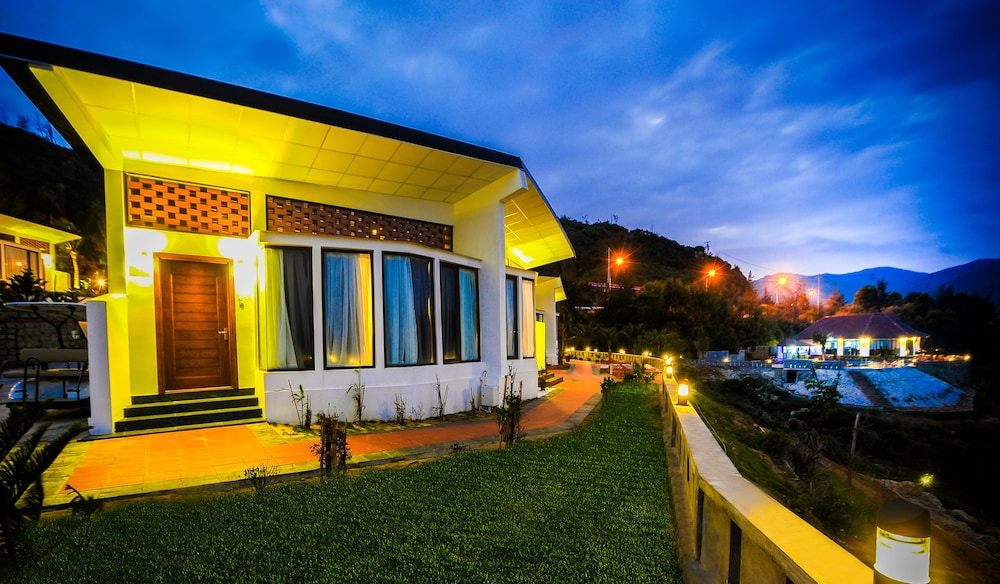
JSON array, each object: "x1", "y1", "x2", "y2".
[
  {"x1": 506, "y1": 276, "x2": 518, "y2": 358},
  {"x1": 441, "y1": 262, "x2": 479, "y2": 363},
  {"x1": 262, "y1": 247, "x2": 313, "y2": 370},
  {"x1": 1, "y1": 244, "x2": 40, "y2": 282},
  {"x1": 322, "y1": 250, "x2": 373, "y2": 368},
  {"x1": 384, "y1": 253, "x2": 435, "y2": 366},
  {"x1": 521, "y1": 278, "x2": 535, "y2": 358}
]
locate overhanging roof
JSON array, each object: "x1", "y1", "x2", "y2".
[
  {"x1": 0, "y1": 33, "x2": 573, "y2": 268},
  {"x1": 0, "y1": 212, "x2": 80, "y2": 245},
  {"x1": 794, "y1": 313, "x2": 929, "y2": 341}
]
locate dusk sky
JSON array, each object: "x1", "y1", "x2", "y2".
[{"x1": 1, "y1": 1, "x2": 997, "y2": 278}]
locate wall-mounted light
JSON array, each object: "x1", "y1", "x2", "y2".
[{"x1": 874, "y1": 498, "x2": 930, "y2": 584}]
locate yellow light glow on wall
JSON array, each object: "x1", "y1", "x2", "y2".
[
  {"x1": 124, "y1": 228, "x2": 167, "y2": 287},
  {"x1": 218, "y1": 236, "x2": 258, "y2": 299}
]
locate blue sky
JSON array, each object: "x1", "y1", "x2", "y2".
[{"x1": 1, "y1": 0, "x2": 997, "y2": 277}]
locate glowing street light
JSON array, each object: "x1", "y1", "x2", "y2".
[
  {"x1": 778, "y1": 276, "x2": 788, "y2": 305},
  {"x1": 607, "y1": 249, "x2": 625, "y2": 296},
  {"x1": 706, "y1": 268, "x2": 717, "y2": 290}
]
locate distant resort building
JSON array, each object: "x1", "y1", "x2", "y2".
[
  {"x1": 784, "y1": 312, "x2": 929, "y2": 360},
  {"x1": 0, "y1": 212, "x2": 79, "y2": 292}
]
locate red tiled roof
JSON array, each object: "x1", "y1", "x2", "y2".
[{"x1": 793, "y1": 312, "x2": 928, "y2": 341}]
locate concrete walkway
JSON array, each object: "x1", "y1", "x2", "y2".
[{"x1": 41, "y1": 361, "x2": 604, "y2": 508}]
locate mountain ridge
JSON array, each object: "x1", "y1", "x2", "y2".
[{"x1": 754, "y1": 258, "x2": 1000, "y2": 302}]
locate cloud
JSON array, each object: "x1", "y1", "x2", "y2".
[{"x1": 522, "y1": 44, "x2": 942, "y2": 273}]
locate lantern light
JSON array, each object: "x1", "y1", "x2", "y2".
[
  {"x1": 677, "y1": 383, "x2": 690, "y2": 406},
  {"x1": 874, "y1": 498, "x2": 931, "y2": 584}
]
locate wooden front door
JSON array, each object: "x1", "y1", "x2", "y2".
[{"x1": 156, "y1": 256, "x2": 236, "y2": 391}]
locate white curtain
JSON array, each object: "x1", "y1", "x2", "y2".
[
  {"x1": 324, "y1": 251, "x2": 373, "y2": 367},
  {"x1": 263, "y1": 248, "x2": 297, "y2": 369}
]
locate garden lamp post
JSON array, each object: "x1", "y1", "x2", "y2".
[
  {"x1": 874, "y1": 498, "x2": 931, "y2": 584},
  {"x1": 676, "y1": 383, "x2": 690, "y2": 406}
]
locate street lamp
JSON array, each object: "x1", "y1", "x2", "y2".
[
  {"x1": 706, "y1": 268, "x2": 716, "y2": 290},
  {"x1": 607, "y1": 248, "x2": 624, "y2": 296},
  {"x1": 778, "y1": 276, "x2": 788, "y2": 305}
]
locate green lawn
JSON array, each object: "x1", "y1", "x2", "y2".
[{"x1": 4, "y1": 383, "x2": 682, "y2": 583}]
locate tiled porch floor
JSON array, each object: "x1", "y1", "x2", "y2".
[{"x1": 43, "y1": 361, "x2": 605, "y2": 506}]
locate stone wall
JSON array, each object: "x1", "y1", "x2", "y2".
[{"x1": 0, "y1": 308, "x2": 87, "y2": 363}]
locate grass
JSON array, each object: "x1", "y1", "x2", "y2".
[{"x1": 4, "y1": 383, "x2": 682, "y2": 583}]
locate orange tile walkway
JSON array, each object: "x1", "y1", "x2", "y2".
[{"x1": 44, "y1": 361, "x2": 603, "y2": 506}]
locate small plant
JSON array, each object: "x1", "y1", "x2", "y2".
[
  {"x1": 346, "y1": 369, "x2": 366, "y2": 423},
  {"x1": 1, "y1": 401, "x2": 88, "y2": 556},
  {"x1": 394, "y1": 393, "x2": 407, "y2": 425},
  {"x1": 432, "y1": 375, "x2": 449, "y2": 420},
  {"x1": 601, "y1": 376, "x2": 618, "y2": 394},
  {"x1": 282, "y1": 382, "x2": 310, "y2": 427},
  {"x1": 410, "y1": 403, "x2": 425, "y2": 421},
  {"x1": 65, "y1": 484, "x2": 103, "y2": 518},
  {"x1": 450, "y1": 442, "x2": 468, "y2": 452},
  {"x1": 242, "y1": 464, "x2": 276, "y2": 492},
  {"x1": 312, "y1": 411, "x2": 351, "y2": 475},
  {"x1": 496, "y1": 367, "x2": 524, "y2": 447},
  {"x1": 804, "y1": 374, "x2": 842, "y2": 410}
]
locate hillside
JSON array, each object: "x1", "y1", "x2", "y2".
[{"x1": 0, "y1": 123, "x2": 104, "y2": 278}]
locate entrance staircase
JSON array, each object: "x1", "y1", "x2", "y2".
[{"x1": 113, "y1": 388, "x2": 263, "y2": 434}]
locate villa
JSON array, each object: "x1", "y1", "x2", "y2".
[
  {"x1": 0, "y1": 33, "x2": 573, "y2": 434},
  {"x1": 791, "y1": 312, "x2": 929, "y2": 359},
  {"x1": 0, "y1": 212, "x2": 78, "y2": 292}
]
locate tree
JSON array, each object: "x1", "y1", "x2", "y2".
[
  {"x1": 811, "y1": 330, "x2": 829, "y2": 360},
  {"x1": 1, "y1": 402, "x2": 89, "y2": 555},
  {"x1": 826, "y1": 289, "x2": 846, "y2": 314},
  {"x1": 0, "y1": 269, "x2": 46, "y2": 303}
]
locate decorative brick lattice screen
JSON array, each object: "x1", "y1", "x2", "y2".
[
  {"x1": 126, "y1": 174, "x2": 250, "y2": 237},
  {"x1": 19, "y1": 238, "x2": 50, "y2": 253},
  {"x1": 266, "y1": 195, "x2": 453, "y2": 251},
  {"x1": 0, "y1": 232, "x2": 14, "y2": 242}
]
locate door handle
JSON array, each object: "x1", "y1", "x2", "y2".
[{"x1": 218, "y1": 327, "x2": 229, "y2": 341}]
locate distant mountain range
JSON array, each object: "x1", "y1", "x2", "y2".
[{"x1": 754, "y1": 258, "x2": 1000, "y2": 302}]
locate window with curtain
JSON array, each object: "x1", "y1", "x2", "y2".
[
  {"x1": 441, "y1": 262, "x2": 480, "y2": 363},
  {"x1": 384, "y1": 253, "x2": 435, "y2": 366},
  {"x1": 506, "y1": 275, "x2": 518, "y2": 359},
  {"x1": 262, "y1": 247, "x2": 313, "y2": 370},
  {"x1": 323, "y1": 250, "x2": 374, "y2": 368},
  {"x1": 521, "y1": 278, "x2": 536, "y2": 358}
]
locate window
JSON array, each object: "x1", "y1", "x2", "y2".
[
  {"x1": 2, "y1": 244, "x2": 40, "y2": 281},
  {"x1": 262, "y1": 247, "x2": 313, "y2": 370},
  {"x1": 521, "y1": 279, "x2": 535, "y2": 358},
  {"x1": 384, "y1": 253, "x2": 434, "y2": 366},
  {"x1": 323, "y1": 250, "x2": 374, "y2": 368},
  {"x1": 506, "y1": 276, "x2": 518, "y2": 358},
  {"x1": 441, "y1": 262, "x2": 479, "y2": 362}
]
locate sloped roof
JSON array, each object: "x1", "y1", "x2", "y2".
[
  {"x1": 0, "y1": 33, "x2": 574, "y2": 269},
  {"x1": 794, "y1": 313, "x2": 928, "y2": 341},
  {"x1": 0, "y1": 212, "x2": 80, "y2": 244}
]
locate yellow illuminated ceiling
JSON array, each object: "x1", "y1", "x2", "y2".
[
  {"x1": 22, "y1": 61, "x2": 573, "y2": 268},
  {"x1": 0, "y1": 213, "x2": 80, "y2": 244}
]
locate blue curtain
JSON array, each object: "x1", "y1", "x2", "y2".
[
  {"x1": 441, "y1": 263, "x2": 479, "y2": 362},
  {"x1": 506, "y1": 276, "x2": 518, "y2": 358},
  {"x1": 323, "y1": 251, "x2": 373, "y2": 367},
  {"x1": 385, "y1": 254, "x2": 434, "y2": 365},
  {"x1": 459, "y1": 267, "x2": 479, "y2": 361}
]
